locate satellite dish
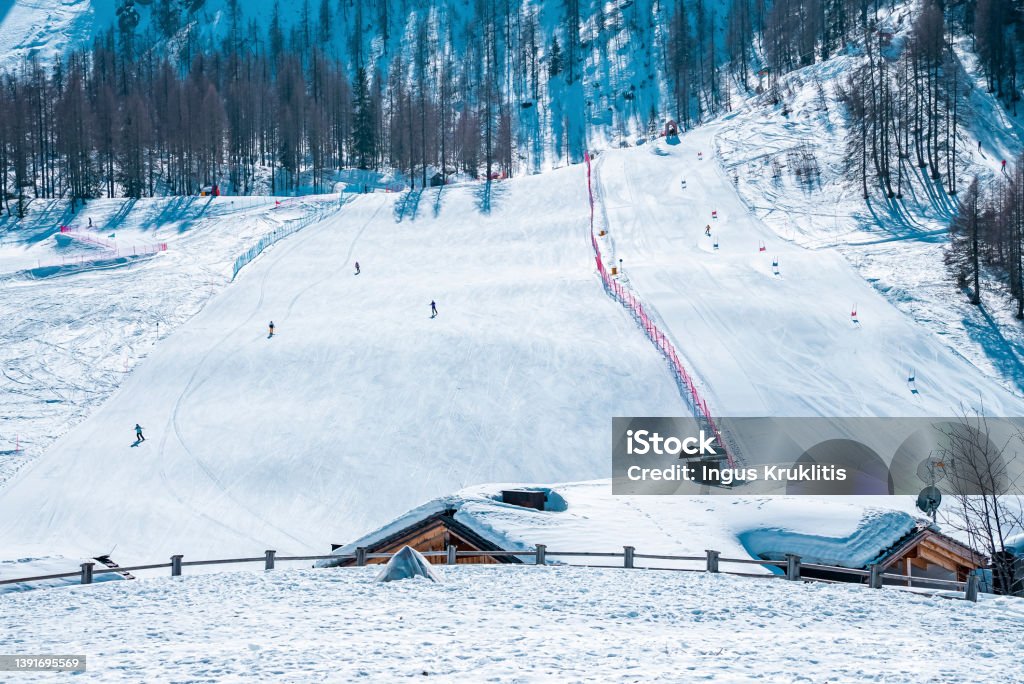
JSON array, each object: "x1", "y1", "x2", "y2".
[
  {"x1": 916, "y1": 486, "x2": 942, "y2": 516},
  {"x1": 915, "y1": 457, "x2": 947, "y2": 486}
]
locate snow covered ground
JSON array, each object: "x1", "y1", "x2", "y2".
[
  {"x1": 714, "y1": 33, "x2": 1024, "y2": 400},
  {"x1": 0, "y1": 169, "x2": 682, "y2": 565},
  {"x1": 0, "y1": 194, "x2": 335, "y2": 484},
  {"x1": 0, "y1": 0, "x2": 110, "y2": 67},
  {"x1": 2, "y1": 564, "x2": 1021, "y2": 681},
  {"x1": 595, "y1": 126, "x2": 1024, "y2": 419}
]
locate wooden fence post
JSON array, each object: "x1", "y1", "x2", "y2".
[
  {"x1": 446, "y1": 545, "x2": 457, "y2": 565},
  {"x1": 624, "y1": 546, "x2": 635, "y2": 569},
  {"x1": 80, "y1": 562, "x2": 94, "y2": 585},
  {"x1": 535, "y1": 544, "x2": 546, "y2": 566},
  {"x1": 705, "y1": 550, "x2": 720, "y2": 573},
  {"x1": 265, "y1": 550, "x2": 276, "y2": 571},
  {"x1": 355, "y1": 547, "x2": 367, "y2": 567},
  {"x1": 171, "y1": 555, "x2": 183, "y2": 577},
  {"x1": 965, "y1": 574, "x2": 980, "y2": 602},
  {"x1": 785, "y1": 554, "x2": 801, "y2": 581},
  {"x1": 869, "y1": 564, "x2": 883, "y2": 589}
]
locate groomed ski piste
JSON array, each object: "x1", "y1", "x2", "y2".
[{"x1": 593, "y1": 124, "x2": 1024, "y2": 418}]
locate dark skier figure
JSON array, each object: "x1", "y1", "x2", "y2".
[
  {"x1": 134, "y1": 424, "x2": 145, "y2": 442},
  {"x1": 1002, "y1": 159, "x2": 1008, "y2": 173},
  {"x1": 268, "y1": 321, "x2": 275, "y2": 338},
  {"x1": 705, "y1": 224, "x2": 712, "y2": 237},
  {"x1": 355, "y1": 261, "x2": 360, "y2": 275},
  {"x1": 430, "y1": 300, "x2": 438, "y2": 318}
]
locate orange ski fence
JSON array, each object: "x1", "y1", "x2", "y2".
[{"x1": 583, "y1": 152, "x2": 733, "y2": 467}]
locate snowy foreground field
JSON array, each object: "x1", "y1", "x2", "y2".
[{"x1": 3, "y1": 565, "x2": 1022, "y2": 682}]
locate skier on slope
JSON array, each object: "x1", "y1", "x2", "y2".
[
  {"x1": 705, "y1": 224, "x2": 712, "y2": 237},
  {"x1": 430, "y1": 300, "x2": 438, "y2": 318},
  {"x1": 268, "y1": 321, "x2": 275, "y2": 337},
  {"x1": 135, "y1": 424, "x2": 145, "y2": 442},
  {"x1": 355, "y1": 261, "x2": 360, "y2": 275}
]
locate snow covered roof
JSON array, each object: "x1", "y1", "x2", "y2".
[
  {"x1": 0, "y1": 556, "x2": 127, "y2": 595},
  {"x1": 323, "y1": 480, "x2": 926, "y2": 572}
]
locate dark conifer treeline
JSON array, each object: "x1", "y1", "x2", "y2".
[
  {"x1": 946, "y1": 161, "x2": 1024, "y2": 317},
  {"x1": 0, "y1": 0, "x2": 744, "y2": 216}
]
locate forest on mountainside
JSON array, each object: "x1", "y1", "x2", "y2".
[{"x1": 0, "y1": 0, "x2": 1023, "y2": 219}]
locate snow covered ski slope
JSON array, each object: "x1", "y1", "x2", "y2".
[
  {"x1": 595, "y1": 126, "x2": 1024, "y2": 418},
  {"x1": 0, "y1": 172, "x2": 682, "y2": 563}
]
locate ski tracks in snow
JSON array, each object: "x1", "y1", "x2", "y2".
[{"x1": 161, "y1": 197, "x2": 383, "y2": 549}]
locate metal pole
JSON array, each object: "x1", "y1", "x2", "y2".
[
  {"x1": 265, "y1": 550, "x2": 276, "y2": 571},
  {"x1": 624, "y1": 546, "x2": 635, "y2": 569},
  {"x1": 80, "y1": 562, "x2": 94, "y2": 585},
  {"x1": 355, "y1": 547, "x2": 367, "y2": 567},
  {"x1": 535, "y1": 544, "x2": 546, "y2": 566},
  {"x1": 446, "y1": 545, "x2": 457, "y2": 566},
  {"x1": 171, "y1": 555, "x2": 183, "y2": 577}
]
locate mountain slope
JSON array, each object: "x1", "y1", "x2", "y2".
[
  {"x1": 595, "y1": 127, "x2": 1024, "y2": 418},
  {"x1": 0, "y1": 169, "x2": 682, "y2": 562}
]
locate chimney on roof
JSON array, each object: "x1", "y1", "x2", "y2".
[{"x1": 501, "y1": 490, "x2": 547, "y2": 511}]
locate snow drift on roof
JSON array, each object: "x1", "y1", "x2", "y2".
[{"x1": 326, "y1": 480, "x2": 922, "y2": 571}]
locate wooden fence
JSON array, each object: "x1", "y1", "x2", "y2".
[{"x1": 0, "y1": 546, "x2": 981, "y2": 602}]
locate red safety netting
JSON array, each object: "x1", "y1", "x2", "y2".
[{"x1": 584, "y1": 152, "x2": 732, "y2": 466}]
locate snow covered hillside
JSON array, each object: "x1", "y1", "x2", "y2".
[
  {"x1": 2, "y1": 564, "x2": 1021, "y2": 681},
  {"x1": 595, "y1": 128, "x2": 1024, "y2": 418},
  {"x1": 0, "y1": 193, "x2": 335, "y2": 484},
  {"x1": 0, "y1": 169, "x2": 682, "y2": 564},
  {"x1": 713, "y1": 6, "x2": 1024, "y2": 399},
  {"x1": 4, "y1": 119, "x2": 1024, "y2": 568},
  {"x1": 0, "y1": 0, "x2": 113, "y2": 67}
]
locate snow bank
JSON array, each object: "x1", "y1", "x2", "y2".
[
  {"x1": 0, "y1": 556, "x2": 125, "y2": 595},
  {"x1": 374, "y1": 546, "x2": 443, "y2": 583}
]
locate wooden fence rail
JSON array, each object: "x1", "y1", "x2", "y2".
[{"x1": 0, "y1": 546, "x2": 980, "y2": 602}]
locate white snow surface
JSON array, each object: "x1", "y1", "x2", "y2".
[
  {"x1": 0, "y1": 194, "x2": 333, "y2": 484},
  {"x1": 374, "y1": 545, "x2": 443, "y2": 583},
  {"x1": 594, "y1": 126, "x2": 1024, "y2": 418},
  {"x1": 0, "y1": 168, "x2": 682, "y2": 564},
  {"x1": 2, "y1": 564, "x2": 1022, "y2": 682},
  {"x1": 328, "y1": 481, "x2": 923, "y2": 572},
  {"x1": 0, "y1": 554, "x2": 125, "y2": 594},
  {"x1": 714, "y1": 39, "x2": 1024, "y2": 401}
]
